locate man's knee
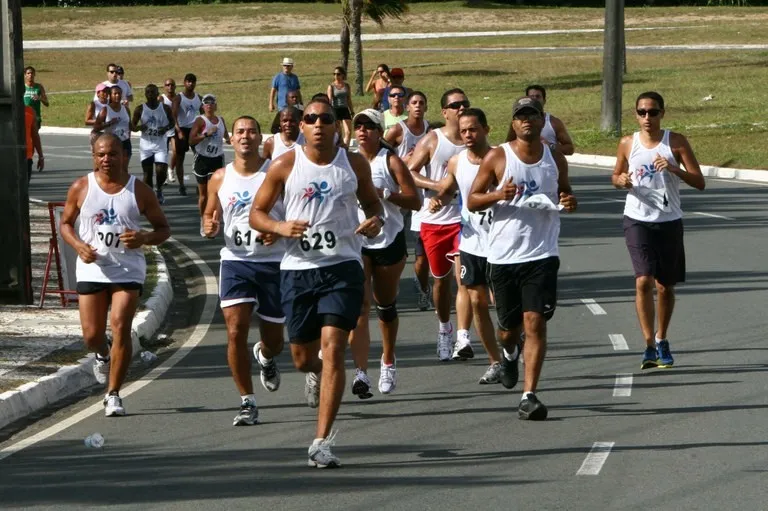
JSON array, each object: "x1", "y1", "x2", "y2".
[
  {"x1": 655, "y1": 281, "x2": 674, "y2": 297},
  {"x1": 375, "y1": 301, "x2": 397, "y2": 323},
  {"x1": 636, "y1": 275, "x2": 654, "y2": 293}
]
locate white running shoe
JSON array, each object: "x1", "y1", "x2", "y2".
[
  {"x1": 437, "y1": 330, "x2": 453, "y2": 361},
  {"x1": 167, "y1": 171, "x2": 176, "y2": 183},
  {"x1": 378, "y1": 359, "x2": 397, "y2": 394},
  {"x1": 305, "y1": 372, "x2": 321, "y2": 408},
  {"x1": 93, "y1": 354, "x2": 110, "y2": 385},
  {"x1": 233, "y1": 399, "x2": 259, "y2": 426},
  {"x1": 478, "y1": 362, "x2": 502, "y2": 384},
  {"x1": 253, "y1": 342, "x2": 281, "y2": 392},
  {"x1": 351, "y1": 368, "x2": 373, "y2": 399},
  {"x1": 308, "y1": 430, "x2": 340, "y2": 468},
  {"x1": 103, "y1": 394, "x2": 125, "y2": 417},
  {"x1": 452, "y1": 334, "x2": 475, "y2": 361}
]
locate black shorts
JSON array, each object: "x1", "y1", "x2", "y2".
[
  {"x1": 175, "y1": 127, "x2": 192, "y2": 153},
  {"x1": 334, "y1": 107, "x2": 352, "y2": 121},
  {"x1": 623, "y1": 216, "x2": 685, "y2": 286},
  {"x1": 281, "y1": 260, "x2": 365, "y2": 344},
  {"x1": 193, "y1": 154, "x2": 224, "y2": 184},
  {"x1": 415, "y1": 233, "x2": 425, "y2": 257},
  {"x1": 76, "y1": 281, "x2": 143, "y2": 296},
  {"x1": 489, "y1": 256, "x2": 559, "y2": 331},
  {"x1": 460, "y1": 251, "x2": 488, "y2": 287},
  {"x1": 362, "y1": 230, "x2": 407, "y2": 267}
]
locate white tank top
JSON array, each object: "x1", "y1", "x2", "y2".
[
  {"x1": 105, "y1": 105, "x2": 130, "y2": 141},
  {"x1": 541, "y1": 113, "x2": 557, "y2": 146},
  {"x1": 419, "y1": 128, "x2": 464, "y2": 225},
  {"x1": 91, "y1": 101, "x2": 107, "y2": 132},
  {"x1": 195, "y1": 115, "x2": 225, "y2": 158},
  {"x1": 395, "y1": 119, "x2": 429, "y2": 159},
  {"x1": 218, "y1": 161, "x2": 285, "y2": 263},
  {"x1": 358, "y1": 148, "x2": 404, "y2": 250},
  {"x1": 272, "y1": 132, "x2": 306, "y2": 160},
  {"x1": 162, "y1": 95, "x2": 175, "y2": 138},
  {"x1": 487, "y1": 143, "x2": 560, "y2": 265},
  {"x1": 455, "y1": 149, "x2": 492, "y2": 257},
  {"x1": 139, "y1": 103, "x2": 171, "y2": 154},
  {"x1": 623, "y1": 130, "x2": 682, "y2": 223},
  {"x1": 178, "y1": 93, "x2": 201, "y2": 128},
  {"x1": 76, "y1": 173, "x2": 145, "y2": 283},
  {"x1": 281, "y1": 147, "x2": 362, "y2": 270}
]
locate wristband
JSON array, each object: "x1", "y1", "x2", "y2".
[{"x1": 376, "y1": 214, "x2": 386, "y2": 226}]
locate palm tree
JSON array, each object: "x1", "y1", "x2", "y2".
[{"x1": 339, "y1": 0, "x2": 409, "y2": 95}]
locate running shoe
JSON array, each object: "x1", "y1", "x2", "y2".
[
  {"x1": 518, "y1": 393, "x2": 548, "y2": 421},
  {"x1": 641, "y1": 346, "x2": 659, "y2": 370},
  {"x1": 305, "y1": 372, "x2": 321, "y2": 408},
  {"x1": 254, "y1": 342, "x2": 280, "y2": 392},
  {"x1": 178, "y1": 185, "x2": 187, "y2": 196},
  {"x1": 156, "y1": 190, "x2": 165, "y2": 205},
  {"x1": 500, "y1": 345, "x2": 520, "y2": 389},
  {"x1": 478, "y1": 362, "x2": 502, "y2": 384},
  {"x1": 378, "y1": 359, "x2": 397, "y2": 394},
  {"x1": 437, "y1": 330, "x2": 453, "y2": 362},
  {"x1": 103, "y1": 394, "x2": 125, "y2": 417},
  {"x1": 352, "y1": 368, "x2": 374, "y2": 399},
  {"x1": 308, "y1": 430, "x2": 340, "y2": 468},
  {"x1": 233, "y1": 399, "x2": 259, "y2": 426},
  {"x1": 656, "y1": 340, "x2": 674, "y2": 368},
  {"x1": 167, "y1": 171, "x2": 176, "y2": 183},
  {"x1": 452, "y1": 334, "x2": 474, "y2": 360},
  {"x1": 93, "y1": 353, "x2": 110, "y2": 385}
]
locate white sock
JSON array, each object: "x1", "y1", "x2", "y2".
[
  {"x1": 439, "y1": 321, "x2": 453, "y2": 334},
  {"x1": 241, "y1": 394, "x2": 256, "y2": 405},
  {"x1": 257, "y1": 348, "x2": 270, "y2": 366},
  {"x1": 504, "y1": 345, "x2": 519, "y2": 361},
  {"x1": 655, "y1": 337, "x2": 665, "y2": 344},
  {"x1": 457, "y1": 329, "x2": 470, "y2": 341},
  {"x1": 521, "y1": 391, "x2": 534, "y2": 401}
]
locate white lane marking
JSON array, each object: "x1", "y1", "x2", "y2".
[
  {"x1": 608, "y1": 334, "x2": 629, "y2": 351},
  {"x1": 576, "y1": 442, "x2": 615, "y2": 475},
  {"x1": 692, "y1": 211, "x2": 733, "y2": 221},
  {"x1": 613, "y1": 373, "x2": 633, "y2": 397},
  {"x1": 0, "y1": 237, "x2": 217, "y2": 462},
  {"x1": 581, "y1": 298, "x2": 607, "y2": 315}
]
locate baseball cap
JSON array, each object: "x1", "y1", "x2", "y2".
[
  {"x1": 96, "y1": 82, "x2": 109, "y2": 93},
  {"x1": 512, "y1": 96, "x2": 543, "y2": 116},
  {"x1": 352, "y1": 109, "x2": 384, "y2": 130},
  {"x1": 390, "y1": 67, "x2": 404, "y2": 78},
  {"x1": 282, "y1": 57, "x2": 295, "y2": 66},
  {"x1": 202, "y1": 93, "x2": 217, "y2": 104}
]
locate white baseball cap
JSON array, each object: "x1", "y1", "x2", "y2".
[
  {"x1": 282, "y1": 57, "x2": 295, "y2": 66},
  {"x1": 352, "y1": 109, "x2": 384, "y2": 130}
]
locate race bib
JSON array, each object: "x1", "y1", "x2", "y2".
[
  {"x1": 299, "y1": 227, "x2": 338, "y2": 254},
  {"x1": 518, "y1": 194, "x2": 564, "y2": 211},
  {"x1": 632, "y1": 186, "x2": 670, "y2": 212},
  {"x1": 230, "y1": 224, "x2": 265, "y2": 255},
  {"x1": 96, "y1": 225, "x2": 125, "y2": 254}
]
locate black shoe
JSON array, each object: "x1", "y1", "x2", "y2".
[
  {"x1": 178, "y1": 185, "x2": 187, "y2": 196},
  {"x1": 500, "y1": 345, "x2": 520, "y2": 389},
  {"x1": 518, "y1": 393, "x2": 548, "y2": 421}
]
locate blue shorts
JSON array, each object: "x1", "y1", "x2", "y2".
[
  {"x1": 219, "y1": 260, "x2": 285, "y2": 323},
  {"x1": 281, "y1": 260, "x2": 365, "y2": 344}
]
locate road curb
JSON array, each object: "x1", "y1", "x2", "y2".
[{"x1": 0, "y1": 246, "x2": 174, "y2": 430}]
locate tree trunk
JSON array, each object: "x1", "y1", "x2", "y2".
[
  {"x1": 340, "y1": 1, "x2": 350, "y2": 71},
  {"x1": 351, "y1": 0, "x2": 364, "y2": 96}
]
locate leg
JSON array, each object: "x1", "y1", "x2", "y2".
[
  {"x1": 454, "y1": 256, "x2": 472, "y2": 333},
  {"x1": 433, "y1": 274, "x2": 452, "y2": 323},
  {"x1": 155, "y1": 162, "x2": 168, "y2": 191},
  {"x1": 466, "y1": 286, "x2": 501, "y2": 364},
  {"x1": 348, "y1": 256, "x2": 374, "y2": 372},
  {"x1": 316, "y1": 326, "x2": 348, "y2": 439},
  {"x1": 168, "y1": 137, "x2": 177, "y2": 178},
  {"x1": 414, "y1": 253, "x2": 429, "y2": 292},
  {"x1": 635, "y1": 275, "x2": 655, "y2": 347},
  {"x1": 655, "y1": 281, "x2": 675, "y2": 340},
  {"x1": 371, "y1": 257, "x2": 405, "y2": 364},
  {"x1": 197, "y1": 181, "x2": 208, "y2": 217},
  {"x1": 342, "y1": 119, "x2": 352, "y2": 147},
  {"x1": 522, "y1": 311, "x2": 547, "y2": 393},
  {"x1": 106, "y1": 287, "x2": 141, "y2": 393},
  {"x1": 78, "y1": 290, "x2": 110, "y2": 356},
  {"x1": 221, "y1": 303, "x2": 254, "y2": 396},
  {"x1": 291, "y1": 340, "x2": 322, "y2": 374},
  {"x1": 141, "y1": 158, "x2": 154, "y2": 188},
  {"x1": 258, "y1": 320, "x2": 285, "y2": 359}
]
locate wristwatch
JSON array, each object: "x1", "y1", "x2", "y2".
[
  {"x1": 376, "y1": 214, "x2": 386, "y2": 226},
  {"x1": 381, "y1": 188, "x2": 392, "y2": 200}
]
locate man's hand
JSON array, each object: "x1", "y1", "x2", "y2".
[
  {"x1": 355, "y1": 216, "x2": 382, "y2": 238},
  {"x1": 119, "y1": 229, "x2": 146, "y2": 249},
  {"x1": 76, "y1": 242, "x2": 97, "y2": 263},
  {"x1": 259, "y1": 232, "x2": 281, "y2": 246},
  {"x1": 499, "y1": 178, "x2": 518, "y2": 200},
  {"x1": 429, "y1": 197, "x2": 444, "y2": 213},
  {"x1": 204, "y1": 210, "x2": 220, "y2": 238},
  {"x1": 559, "y1": 192, "x2": 577, "y2": 212},
  {"x1": 653, "y1": 153, "x2": 674, "y2": 173},
  {"x1": 37, "y1": 157, "x2": 44, "y2": 172},
  {"x1": 269, "y1": 104, "x2": 275, "y2": 113},
  {"x1": 276, "y1": 220, "x2": 310, "y2": 238},
  {"x1": 615, "y1": 173, "x2": 633, "y2": 189}
]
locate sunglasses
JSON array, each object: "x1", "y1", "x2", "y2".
[
  {"x1": 164, "y1": 83, "x2": 175, "y2": 87},
  {"x1": 513, "y1": 112, "x2": 541, "y2": 120},
  {"x1": 303, "y1": 113, "x2": 336, "y2": 125},
  {"x1": 636, "y1": 108, "x2": 661, "y2": 117},
  {"x1": 445, "y1": 100, "x2": 470, "y2": 110},
  {"x1": 334, "y1": 72, "x2": 344, "y2": 76},
  {"x1": 108, "y1": 70, "x2": 117, "y2": 74},
  {"x1": 355, "y1": 122, "x2": 379, "y2": 131},
  {"x1": 389, "y1": 92, "x2": 406, "y2": 98}
]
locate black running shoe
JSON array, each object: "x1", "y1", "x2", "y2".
[
  {"x1": 518, "y1": 393, "x2": 548, "y2": 421},
  {"x1": 500, "y1": 345, "x2": 520, "y2": 389},
  {"x1": 178, "y1": 185, "x2": 187, "y2": 196}
]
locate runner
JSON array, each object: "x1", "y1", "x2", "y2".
[
  {"x1": 262, "y1": 106, "x2": 305, "y2": 161},
  {"x1": 24, "y1": 105, "x2": 44, "y2": 182},
  {"x1": 93, "y1": 86, "x2": 133, "y2": 171},
  {"x1": 23, "y1": 66, "x2": 49, "y2": 128},
  {"x1": 407, "y1": 88, "x2": 474, "y2": 362},
  {"x1": 172, "y1": 73, "x2": 202, "y2": 196},
  {"x1": 249, "y1": 99, "x2": 385, "y2": 468},
  {"x1": 60, "y1": 133, "x2": 170, "y2": 417},
  {"x1": 95, "y1": 63, "x2": 133, "y2": 105},
  {"x1": 611, "y1": 91, "x2": 705, "y2": 370},
  {"x1": 347, "y1": 109, "x2": 420, "y2": 398},
  {"x1": 468, "y1": 97, "x2": 577, "y2": 420},
  {"x1": 384, "y1": 90, "x2": 431, "y2": 310},
  {"x1": 506, "y1": 85, "x2": 574, "y2": 155},
  {"x1": 269, "y1": 90, "x2": 303, "y2": 135},
  {"x1": 202, "y1": 116, "x2": 286, "y2": 426},
  {"x1": 161, "y1": 78, "x2": 178, "y2": 183},
  {"x1": 428, "y1": 108, "x2": 502, "y2": 383},
  {"x1": 327, "y1": 67, "x2": 354, "y2": 147},
  {"x1": 382, "y1": 85, "x2": 408, "y2": 132},
  {"x1": 190, "y1": 94, "x2": 230, "y2": 236},
  {"x1": 85, "y1": 83, "x2": 110, "y2": 146},
  {"x1": 132, "y1": 84, "x2": 175, "y2": 205}
]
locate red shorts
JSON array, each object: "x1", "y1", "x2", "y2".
[{"x1": 420, "y1": 223, "x2": 461, "y2": 278}]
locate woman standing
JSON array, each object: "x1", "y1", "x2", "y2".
[
  {"x1": 366, "y1": 64, "x2": 390, "y2": 110},
  {"x1": 327, "y1": 67, "x2": 354, "y2": 147},
  {"x1": 348, "y1": 109, "x2": 421, "y2": 399},
  {"x1": 23, "y1": 66, "x2": 49, "y2": 128}
]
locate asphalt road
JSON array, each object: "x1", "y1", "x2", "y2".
[{"x1": 1, "y1": 133, "x2": 767, "y2": 510}]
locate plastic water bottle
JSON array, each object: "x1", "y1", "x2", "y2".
[
  {"x1": 140, "y1": 351, "x2": 158, "y2": 366},
  {"x1": 84, "y1": 433, "x2": 104, "y2": 448}
]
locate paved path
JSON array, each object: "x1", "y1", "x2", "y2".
[{"x1": 1, "y1": 133, "x2": 767, "y2": 509}]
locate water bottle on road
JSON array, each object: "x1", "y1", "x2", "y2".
[{"x1": 84, "y1": 433, "x2": 104, "y2": 448}]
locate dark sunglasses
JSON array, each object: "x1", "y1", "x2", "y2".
[
  {"x1": 354, "y1": 122, "x2": 379, "y2": 131},
  {"x1": 303, "y1": 113, "x2": 335, "y2": 125},
  {"x1": 389, "y1": 92, "x2": 406, "y2": 98},
  {"x1": 636, "y1": 108, "x2": 661, "y2": 117},
  {"x1": 108, "y1": 70, "x2": 117, "y2": 74},
  {"x1": 513, "y1": 111, "x2": 541, "y2": 121},
  {"x1": 334, "y1": 72, "x2": 344, "y2": 76},
  {"x1": 445, "y1": 100, "x2": 470, "y2": 110},
  {"x1": 164, "y1": 83, "x2": 175, "y2": 87}
]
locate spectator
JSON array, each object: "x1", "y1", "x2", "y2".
[
  {"x1": 377, "y1": 67, "x2": 407, "y2": 112},
  {"x1": 23, "y1": 66, "x2": 48, "y2": 128},
  {"x1": 366, "y1": 63, "x2": 390, "y2": 110},
  {"x1": 25, "y1": 105, "x2": 44, "y2": 182},
  {"x1": 327, "y1": 66, "x2": 354, "y2": 147},
  {"x1": 94, "y1": 63, "x2": 133, "y2": 105},
  {"x1": 269, "y1": 57, "x2": 302, "y2": 113}
]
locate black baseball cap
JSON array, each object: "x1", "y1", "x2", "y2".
[{"x1": 512, "y1": 96, "x2": 543, "y2": 116}]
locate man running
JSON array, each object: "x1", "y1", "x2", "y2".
[
  {"x1": 132, "y1": 84, "x2": 175, "y2": 204},
  {"x1": 270, "y1": 90, "x2": 303, "y2": 134},
  {"x1": 203, "y1": 116, "x2": 286, "y2": 426},
  {"x1": 269, "y1": 57, "x2": 303, "y2": 113},
  {"x1": 249, "y1": 99, "x2": 384, "y2": 468},
  {"x1": 23, "y1": 66, "x2": 49, "y2": 128},
  {"x1": 263, "y1": 106, "x2": 304, "y2": 161},
  {"x1": 93, "y1": 86, "x2": 133, "y2": 171},
  {"x1": 172, "y1": 73, "x2": 202, "y2": 196},
  {"x1": 407, "y1": 88, "x2": 473, "y2": 362},
  {"x1": 95, "y1": 63, "x2": 133, "y2": 105},
  {"x1": 429, "y1": 108, "x2": 502, "y2": 383},
  {"x1": 161, "y1": 78, "x2": 178, "y2": 183},
  {"x1": 468, "y1": 97, "x2": 577, "y2": 420},
  {"x1": 611, "y1": 91, "x2": 705, "y2": 370},
  {"x1": 25, "y1": 105, "x2": 44, "y2": 182},
  {"x1": 60, "y1": 133, "x2": 170, "y2": 417},
  {"x1": 506, "y1": 85, "x2": 574, "y2": 155},
  {"x1": 190, "y1": 94, "x2": 230, "y2": 235}
]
